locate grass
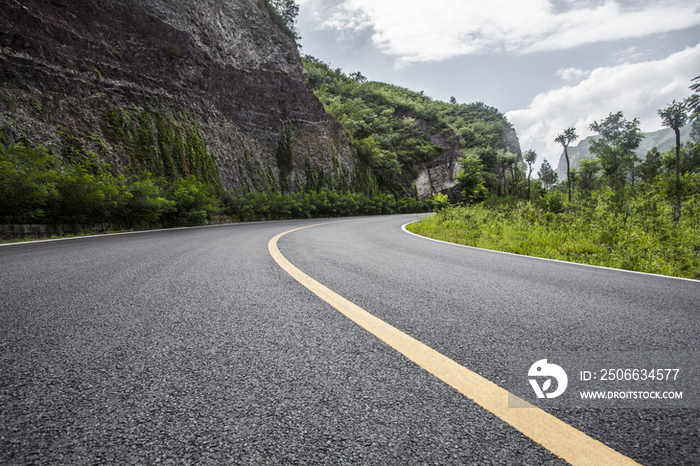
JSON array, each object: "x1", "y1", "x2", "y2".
[
  {"x1": 0, "y1": 230, "x2": 121, "y2": 244},
  {"x1": 406, "y1": 198, "x2": 700, "y2": 280},
  {"x1": 0, "y1": 225, "x2": 151, "y2": 244}
]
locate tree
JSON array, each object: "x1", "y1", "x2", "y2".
[
  {"x1": 537, "y1": 158, "x2": 558, "y2": 190},
  {"x1": 686, "y1": 75, "x2": 700, "y2": 118},
  {"x1": 640, "y1": 147, "x2": 662, "y2": 183},
  {"x1": 690, "y1": 119, "x2": 700, "y2": 173},
  {"x1": 658, "y1": 100, "x2": 689, "y2": 220},
  {"x1": 267, "y1": 0, "x2": 300, "y2": 40},
  {"x1": 349, "y1": 71, "x2": 367, "y2": 83},
  {"x1": 458, "y1": 151, "x2": 488, "y2": 203},
  {"x1": 554, "y1": 127, "x2": 578, "y2": 201},
  {"x1": 568, "y1": 167, "x2": 579, "y2": 193},
  {"x1": 628, "y1": 151, "x2": 642, "y2": 187},
  {"x1": 691, "y1": 119, "x2": 700, "y2": 144},
  {"x1": 524, "y1": 149, "x2": 537, "y2": 199},
  {"x1": 578, "y1": 158, "x2": 600, "y2": 191},
  {"x1": 496, "y1": 150, "x2": 518, "y2": 195},
  {"x1": 589, "y1": 111, "x2": 643, "y2": 192},
  {"x1": 0, "y1": 143, "x2": 60, "y2": 223},
  {"x1": 691, "y1": 75, "x2": 700, "y2": 93}
]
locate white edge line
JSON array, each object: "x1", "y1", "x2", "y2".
[
  {"x1": 0, "y1": 220, "x2": 283, "y2": 247},
  {"x1": 401, "y1": 220, "x2": 700, "y2": 284},
  {"x1": 0, "y1": 217, "x2": 362, "y2": 248}
]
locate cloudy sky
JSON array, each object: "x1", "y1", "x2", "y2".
[{"x1": 295, "y1": 0, "x2": 700, "y2": 171}]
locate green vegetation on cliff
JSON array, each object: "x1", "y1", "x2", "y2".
[
  {"x1": 101, "y1": 105, "x2": 223, "y2": 193},
  {"x1": 302, "y1": 55, "x2": 514, "y2": 196},
  {"x1": 2, "y1": 38, "x2": 522, "y2": 230},
  {"x1": 3, "y1": 0, "x2": 452, "y2": 233},
  {"x1": 0, "y1": 142, "x2": 219, "y2": 227}
]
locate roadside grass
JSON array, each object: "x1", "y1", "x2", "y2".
[
  {"x1": 0, "y1": 228, "x2": 135, "y2": 244},
  {"x1": 406, "y1": 198, "x2": 700, "y2": 280}
]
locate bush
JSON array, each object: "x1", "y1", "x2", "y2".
[
  {"x1": 1, "y1": 141, "x2": 429, "y2": 231},
  {"x1": 540, "y1": 190, "x2": 567, "y2": 214},
  {"x1": 407, "y1": 190, "x2": 700, "y2": 280},
  {"x1": 161, "y1": 176, "x2": 219, "y2": 226},
  {"x1": 429, "y1": 193, "x2": 450, "y2": 211},
  {"x1": 223, "y1": 188, "x2": 429, "y2": 220},
  {"x1": 0, "y1": 144, "x2": 60, "y2": 223},
  {"x1": 117, "y1": 177, "x2": 174, "y2": 227},
  {"x1": 0, "y1": 142, "x2": 221, "y2": 228}
]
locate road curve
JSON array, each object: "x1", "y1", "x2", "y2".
[{"x1": 1, "y1": 214, "x2": 698, "y2": 465}]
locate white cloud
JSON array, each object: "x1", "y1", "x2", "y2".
[
  {"x1": 505, "y1": 44, "x2": 700, "y2": 171},
  {"x1": 312, "y1": 0, "x2": 700, "y2": 64},
  {"x1": 556, "y1": 68, "x2": 591, "y2": 81}
]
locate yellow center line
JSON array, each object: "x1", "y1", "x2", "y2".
[{"x1": 268, "y1": 222, "x2": 641, "y2": 466}]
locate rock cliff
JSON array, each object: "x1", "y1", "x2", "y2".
[
  {"x1": 412, "y1": 118, "x2": 462, "y2": 198},
  {"x1": 0, "y1": 0, "x2": 354, "y2": 191},
  {"x1": 414, "y1": 123, "x2": 522, "y2": 198}
]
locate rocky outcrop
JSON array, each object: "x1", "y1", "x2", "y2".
[
  {"x1": 0, "y1": 0, "x2": 354, "y2": 191},
  {"x1": 414, "y1": 122, "x2": 522, "y2": 198},
  {"x1": 501, "y1": 124, "x2": 522, "y2": 159},
  {"x1": 412, "y1": 118, "x2": 462, "y2": 198}
]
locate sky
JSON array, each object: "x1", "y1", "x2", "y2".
[{"x1": 295, "y1": 0, "x2": 700, "y2": 171}]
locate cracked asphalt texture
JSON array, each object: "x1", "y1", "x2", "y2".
[{"x1": 1, "y1": 214, "x2": 698, "y2": 465}]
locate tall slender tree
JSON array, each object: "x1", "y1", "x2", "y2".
[
  {"x1": 658, "y1": 100, "x2": 689, "y2": 220},
  {"x1": 554, "y1": 127, "x2": 578, "y2": 202},
  {"x1": 496, "y1": 150, "x2": 518, "y2": 195},
  {"x1": 524, "y1": 149, "x2": 537, "y2": 199}
]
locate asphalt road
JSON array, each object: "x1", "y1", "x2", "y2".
[{"x1": 1, "y1": 214, "x2": 698, "y2": 465}]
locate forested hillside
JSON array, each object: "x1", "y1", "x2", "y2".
[{"x1": 302, "y1": 56, "x2": 521, "y2": 198}]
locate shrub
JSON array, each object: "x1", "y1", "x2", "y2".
[
  {"x1": 162, "y1": 176, "x2": 219, "y2": 226},
  {"x1": 222, "y1": 188, "x2": 429, "y2": 221},
  {"x1": 0, "y1": 143, "x2": 60, "y2": 223}
]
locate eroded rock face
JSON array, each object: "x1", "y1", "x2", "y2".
[
  {"x1": 502, "y1": 124, "x2": 522, "y2": 159},
  {"x1": 412, "y1": 118, "x2": 463, "y2": 199},
  {"x1": 133, "y1": 0, "x2": 304, "y2": 74},
  {"x1": 0, "y1": 0, "x2": 354, "y2": 191},
  {"x1": 413, "y1": 122, "x2": 522, "y2": 199}
]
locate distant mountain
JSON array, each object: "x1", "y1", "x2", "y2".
[{"x1": 556, "y1": 126, "x2": 693, "y2": 179}]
